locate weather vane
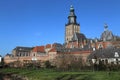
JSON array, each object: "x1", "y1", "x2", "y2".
[{"x1": 104, "y1": 23, "x2": 108, "y2": 29}]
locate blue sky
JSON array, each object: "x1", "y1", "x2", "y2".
[{"x1": 0, "y1": 0, "x2": 120, "y2": 56}]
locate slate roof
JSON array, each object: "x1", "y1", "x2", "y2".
[
  {"x1": 14, "y1": 46, "x2": 33, "y2": 52},
  {"x1": 100, "y1": 30, "x2": 114, "y2": 41},
  {"x1": 88, "y1": 48, "x2": 120, "y2": 59},
  {"x1": 52, "y1": 43, "x2": 63, "y2": 48},
  {"x1": 72, "y1": 33, "x2": 86, "y2": 42},
  {"x1": 5, "y1": 53, "x2": 13, "y2": 57},
  {"x1": 68, "y1": 5, "x2": 76, "y2": 17},
  {"x1": 116, "y1": 36, "x2": 120, "y2": 41},
  {"x1": 57, "y1": 47, "x2": 88, "y2": 53}
]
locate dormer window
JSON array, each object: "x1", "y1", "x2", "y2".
[{"x1": 98, "y1": 44, "x2": 103, "y2": 49}]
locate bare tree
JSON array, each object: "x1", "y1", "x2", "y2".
[{"x1": 55, "y1": 53, "x2": 84, "y2": 71}]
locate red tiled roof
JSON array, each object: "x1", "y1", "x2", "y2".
[
  {"x1": 46, "y1": 44, "x2": 52, "y2": 48},
  {"x1": 49, "y1": 48, "x2": 56, "y2": 52},
  {"x1": 32, "y1": 46, "x2": 45, "y2": 52}
]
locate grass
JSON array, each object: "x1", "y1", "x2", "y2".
[{"x1": 0, "y1": 68, "x2": 120, "y2": 80}]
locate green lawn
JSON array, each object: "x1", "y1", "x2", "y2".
[{"x1": 0, "y1": 68, "x2": 120, "y2": 80}]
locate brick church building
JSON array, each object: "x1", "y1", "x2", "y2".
[{"x1": 65, "y1": 6, "x2": 120, "y2": 50}]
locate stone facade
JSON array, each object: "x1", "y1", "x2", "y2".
[
  {"x1": 65, "y1": 24, "x2": 80, "y2": 43},
  {"x1": 3, "y1": 43, "x2": 63, "y2": 66}
]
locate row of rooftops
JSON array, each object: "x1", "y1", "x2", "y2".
[
  {"x1": 12, "y1": 43, "x2": 63, "y2": 53},
  {"x1": 70, "y1": 32, "x2": 120, "y2": 44},
  {"x1": 13, "y1": 45, "x2": 91, "y2": 53},
  {"x1": 5, "y1": 48, "x2": 91, "y2": 57},
  {"x1": 11, "y1": 30, "x2": 120, "y2": 56},
  {"x1": 4, "y1": 42, "x2": 93, "y2": 57},
  {"x1": 68, "y1": 23, "x2": 120, "y2": 44}
]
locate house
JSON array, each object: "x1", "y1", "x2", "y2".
[
  {"x1": 12, "y1": 46, "x2": 33, "y2": 57},
  {"x1": 32, "y1": 46, "x2": 48, "y2": 61},
  {"x1": 4, "y1": 46, "x2": 33, "y2": 65},
  {"x1": 88, "y1": 47, "x2": 120, "y2": 64},
  {"x1": 45, "y1": 44, "x2": 52, "y2": 52}
]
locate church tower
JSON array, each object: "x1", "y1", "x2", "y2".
[{"x1": 65, "y1": 5, "x2": 80, "y2": 43}]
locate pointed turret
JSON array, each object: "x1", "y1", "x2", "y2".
[{"x1": 100, "y1": 24, "x2": 114, "y2": 41}]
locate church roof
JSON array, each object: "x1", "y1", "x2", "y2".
[
  {"x1": 72, "y1": 33, "x2": 86, "y2": 41},
  {"x1": 100, "y1": 30, "x2": 114, "y2": 41}
]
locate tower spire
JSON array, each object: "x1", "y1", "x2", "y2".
[
  {"x1": 65, "y1": 5, "x2": 80, "y2": 43},
  {"x1": 67, "y1": 5, "x2": 77, "y2": 24}
]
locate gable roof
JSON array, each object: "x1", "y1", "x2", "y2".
[
  {"x1": 100, "y1": 30, "x2": 114, "y2": 41},
  {"x1": 32, "y1": 46, "x2": 45, "y2": 53},
  {"x1": 49, "y1": 48, "x2": 57, "y2": 52}
]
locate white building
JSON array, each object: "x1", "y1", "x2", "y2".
[{"x1": 0, "y1": 55, "x2": 2, "y2": 63}]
